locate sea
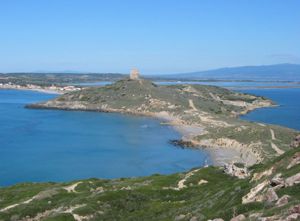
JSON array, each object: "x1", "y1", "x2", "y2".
[
  {"x1": 0, "y1": 83, "x2": 299, "y2": 186},
  {"x1": 0, "y1": 89, "x2": 209, "y2": 186}
]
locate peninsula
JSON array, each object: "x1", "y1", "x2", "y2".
[{"x1": 27, "y1": 73, "x2": 298, "y2": 165}]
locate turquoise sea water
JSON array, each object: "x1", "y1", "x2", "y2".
[{"x1": 0, "y1": 89, "x2": 209, "y2": 186}]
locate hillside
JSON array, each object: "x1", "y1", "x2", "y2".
[
  {"x1": 160, "y1": 64, "x2": 300, "y2": 81},
  {"x1": 27, "y1": 78, "x2": 299, "y2": 165},
  {"x1": 0, "y1": 145, "x2": 300, "y2": 221}
]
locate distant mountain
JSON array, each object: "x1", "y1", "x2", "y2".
[{"x1": 161, "y1": 64, "x2": 300, "y2": 81}]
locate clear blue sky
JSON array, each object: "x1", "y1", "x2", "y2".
[{"x1": 0, "y1": 0, "x2": 299, "y2": 74}]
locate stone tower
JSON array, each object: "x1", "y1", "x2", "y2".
[{"x1": 130, "y1": 68, "x2": 140, "y2": 80}]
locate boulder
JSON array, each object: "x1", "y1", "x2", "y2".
[
  {"x1": 174, "y1": 214, "x2": 186, "y2": 221},
  {"x1": 276, "y1": 195, "x2": 290, "y2": 207},
  {"x1": 287, "y1": 152, "x2": 300, "y2": 169},
  {"x1": 271, "y1": 173, "x2": 284, "y2": 186},
  {"x1": 230, "y1": 214, "x2": 246, "y2": 221},
  {"x1": 257, "y1": 216, "x2": 279, "y2": 221},
  {"x1": 224, "y1": 163, "x2": 250, "y2": 179},
  {"x1": 251, "y1": 167, "x2": 273, "y2": 182},
  {"x1": 189, "y1": 217, "x2": 198, "y2": 221},
  {"x1": 248, "y1": 213, "x2": 263, "y2": 219},
  {"x1": 285, "y1": 213, "x2": 300, "y2": 221},
  {"x1": 290, "y1": 135, "x2": 300, "y2": 148},
  {"x1": 264, "y1": 188, "x2": 278, "y2": 203},
  {"x1": 291, "y1": 134, "x2": 300, "y2": 147},
  {"x1": 242, "y1": 180, "x2": 269, "y2": 204},
  {"x1": 285, "y1": 173, "x2": 300, "y2": 187},
  {"x1": 198, "y1": 179, "x2": 208, "y2": 185},
  {"x1": 289, "y1": 204, "x2": 300, "y2": 214}
]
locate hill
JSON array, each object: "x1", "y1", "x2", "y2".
[
  {"x1": 27, "y1": 78, "x2": 299, "y2": 165},
  {"x1": 160, "y1": 64, "x2": 300, "y2": 81}
]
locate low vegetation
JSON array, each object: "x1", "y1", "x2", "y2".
[
  {"x1": 0, "y1": 73, "x2": 125, "y2": 86},
  {"x1": 27, "y1": 78, "x2": 299, "y2": 163},
  {"x1": 0, "y1": 146, "x2": 299, "y2": 221}
]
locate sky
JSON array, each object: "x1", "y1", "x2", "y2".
[{"x1": 0, "y1": 0, "x2": 299, "y2": 74}]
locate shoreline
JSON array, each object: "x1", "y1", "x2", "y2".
[
  {"x1": 26, "y1": 103, "x2": 273, "y2": 167},
  {"x1": 0, "y1": 87, "x2": 63, "y2": 94},
  {"x1": 0, "y1": 84, "x2": 81, "y2": 94}
]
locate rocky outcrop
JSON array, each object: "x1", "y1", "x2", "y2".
[
  {"x1": 291, "y1": 135, "x2": 300, "y2": 148},
  {"x1": 230, "y1": 214, "x2": 246, "y2": 221},
  {"x1": 174, "y1": 214, "x2": 186, "y2": 221},
  {"x1": 242, "y1": 180, "x2": 269, "y2": 204},
  {"x1": 287, "y1": 152, "x2": 300, "y2": 169},
  {"x1": 169, "y1": 139, "x2": 197, "y2": 148},
  {"x1": 224, "y1": 163, "x2": 250, "y2": 179},
  {"x1": 285, "y1": 213, "x2": 300, "y2": 221},
  {"x1": 276, "y1": 195, "x2": 290, "y2": 207},
  {"x1": 285, "y1": 172, "x2": 300, "y2": 187},
  {"x1": 289, "y1": 204, "x2": 300, "y2": 214},
  {"x1": 197, "y1": 138, "x2": 261, "y2": 166},
  {"x1": 251, "y1": 167, "x2": 274, "y2": 182},
  {"x1": 264, "y1": 188, "x2": 278, "y2": 203},
  {"x1": 270, "y1": 173, "x2": 285, "y2": 188}
]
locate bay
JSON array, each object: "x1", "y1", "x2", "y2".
[{"x1": 0, "y1": 89, "x2": 209, "y2": 186}]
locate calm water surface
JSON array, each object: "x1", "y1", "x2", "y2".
[
  {"x1": 0, "y1": 89, "x2": 209, "y2": 186},
  {"x1": 1, "y1": 87, "x2": 299, "y2": 186},
  {"x1": 75, "y1": 81, "x2": 299, "y2": 88},
  {"x1": 240, "y1": 88, "x2": 300, "y2": 131}
]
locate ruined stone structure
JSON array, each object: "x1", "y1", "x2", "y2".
[{"x1": 130, "y1": 68, "x2": 140, "y2": 80}]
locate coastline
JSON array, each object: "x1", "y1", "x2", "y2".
[
  {"x1": 155, "y1": 112, "x2": 260, "y2": 166},
  {"x1": 26, "y1": 101, "x2": 274, "y2": 167},
  {"x1": 19, "y1": 77, "x2": 298, "y2": 168},
  {"x1": 0, "y1": 84, "x2": 81, "y2": 94},
  {"x1": 0, "y1": 87, "x2": 63, "y2": 94}
]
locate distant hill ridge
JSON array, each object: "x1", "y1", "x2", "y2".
[{"x1": 161, "y1": 64, "x2": 300, "y2": 81}]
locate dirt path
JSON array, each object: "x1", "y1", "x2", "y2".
[
  {"x1": 209, "y1": 92, "x2": 220, "y2": 101},
  {"x1": 271, "y1": 142, "x2": 284, "y2": 155},
  {"x1": 0, "y1": 197, "x2": 34, "y2": 212},
  {"x1": 269, "y1": 129, "x2": 284, "y2": 155},
  {"x1": 63, "y1": 204, "x2": 86, "y2": 221},
  {"x1": 188, "y1": 99, "x2": 197, "y2": 111},
  {"x1": 176, "y1": 169, "x2": 200, "y2": 190},
  {"x1": 270, "y1": 129, "x2": 276, "y2": 140},
  {"x1": 63, "y1": 181, "x2": 82, "y2": 193}
]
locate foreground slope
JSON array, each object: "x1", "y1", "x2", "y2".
[
  {"x1": 27, "y1": 78, "x2": 298, "y2": 164},
  {"x1": 1, "y1": 146, "x2": 300, "y2": 221}
]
